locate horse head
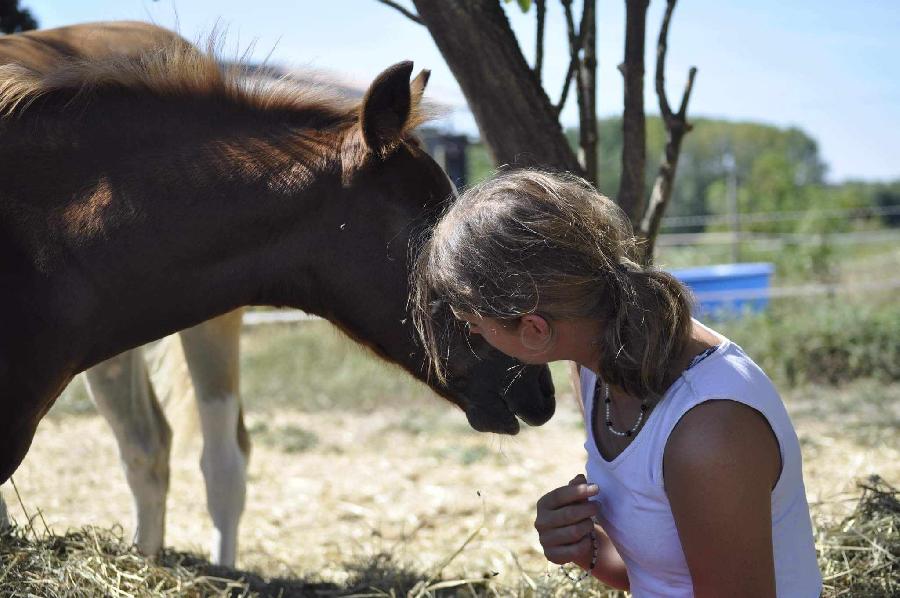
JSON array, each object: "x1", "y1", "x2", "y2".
[{"x1": 318, "y1": 61, "x2": 556, "y2": 434}]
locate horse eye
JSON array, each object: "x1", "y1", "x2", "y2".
[{"x1": 429, "y1": 300, "x2": 444, "y2": 316}]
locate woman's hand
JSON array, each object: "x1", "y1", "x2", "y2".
[{"x1": 534, "y1": 474, "x2": 599, "y2": 570}]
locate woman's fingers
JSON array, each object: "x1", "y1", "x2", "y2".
[
  {"x1": 538, "y1": 517, "x2": 595, "y2": 547},
  {"x1": 536, "y1": 482, "x2": 598, "y2": 512},
  {"x1": 534, "y1": 477, "x2": 601, "y2": 568},
  {"x1": 542, "y1": 533, "x2": 593, "y2": 565},
  {"x1": 535, "y1": 500, "x2": 598, "y2": 531},
  {"x1": 568, "y1": 473, "x2": 587, "y2": 486}
]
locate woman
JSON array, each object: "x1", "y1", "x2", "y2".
[{"x1": 412, "y1": 170, "x2": 821, "y2": 597}]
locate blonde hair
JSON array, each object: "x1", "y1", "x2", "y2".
[{"x1": 412, "y1": 169, "x2": 693, "y2": 400}]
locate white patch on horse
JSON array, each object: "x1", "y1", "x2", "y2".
[
  {"x1": 197, "y1": 393, "x2": 247, "y2": 567},
  {"x1": 84, "y1": 350, "x2": 171, "y2": 557}
]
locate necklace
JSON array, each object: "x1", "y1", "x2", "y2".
[{"x1": 594, "y1": 379, "x2": 648, "y2": 438}]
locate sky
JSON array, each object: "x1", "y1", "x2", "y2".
[{"x1": 20, "y1": 0, "x2": 900, "y2": 182}]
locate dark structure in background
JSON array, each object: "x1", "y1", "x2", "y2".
[{"x1": 418, "y1": 128, "x2": 469, "y2": 189}]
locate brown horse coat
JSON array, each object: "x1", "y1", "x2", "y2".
[{"x1": 0, "y1": 30, "x2": 555, "y2": 485}]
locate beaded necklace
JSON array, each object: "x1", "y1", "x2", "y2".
[
  {"x1": 593, "y1": 345, "x2": 719, "y2": 438},
  {"x1": 594, "y1": 380, "x2": 647, "y2": 438}
]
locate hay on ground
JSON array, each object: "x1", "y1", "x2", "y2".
[
  {"x1": 818, "y1": 475, "x2": 899, "y2": 598},
  {"x1": 0, "y1": 475, "x2": 897, "y2": 597}
]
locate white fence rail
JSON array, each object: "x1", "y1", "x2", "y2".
[{"x1": 241, "y1": 278, "x2": 900, "y2": 327}]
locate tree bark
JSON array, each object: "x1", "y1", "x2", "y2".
[
  {"x1": 576, "y1": 0, "x2": 598, "y2": 186},
  {"x1": 562, "y1": 0, "x2": 598, "y2": 185},
  {"x1": 412, "y1": 0, "x2": 583, "y2": 174},
  {"x1": 617, "y1": 0, "x2": 649, "y2": 230}
]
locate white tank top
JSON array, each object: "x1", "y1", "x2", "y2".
[{"x1": 579, "y1": 328, "x2": 822, "y2": 597}]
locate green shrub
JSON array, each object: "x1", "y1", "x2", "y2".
[{"x1": 716, "y1": 298, "x2": 900, "y2": 386}]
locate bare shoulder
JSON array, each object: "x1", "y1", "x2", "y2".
[
  {"x1": 664, "y1": 400, "x2": 781, "y2": 493},
  {"x1": 662, "y1": 400, "x2": 782, "y2": 596}
]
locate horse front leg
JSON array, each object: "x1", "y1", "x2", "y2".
[
  {"x1": 179, "y1": 309, "x2": 248, "y2": 567},
  {"x1": 84, "y1": 349, "x2": 172, "y2": 558}
]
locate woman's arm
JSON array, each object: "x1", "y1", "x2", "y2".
[{"x1": 664, "y1": 400, "x2": 782, "y2": 598}]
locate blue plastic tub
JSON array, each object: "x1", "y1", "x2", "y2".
[{"x1": 669, "y1": 262, "x2": 774, "y2": 318}]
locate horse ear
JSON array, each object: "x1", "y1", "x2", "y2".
[
  {"x1": 360, "y1": 61, "x2": 417, "y2": 156},
  {"x1": 410, "y1": 68, "x2": 431, "y2": 106}
]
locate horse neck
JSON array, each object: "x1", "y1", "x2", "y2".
[{"x1": 5, "y1": 107, "x2": 355, "y2": 372}]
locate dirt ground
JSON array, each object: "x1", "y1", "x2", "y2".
[{"x1": 2, "y1": 379, "x2": 898, "y2": 587}]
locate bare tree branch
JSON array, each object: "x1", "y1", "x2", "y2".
[
  {"x1": 557, "y1": 0, "x2": 597, "y2": 185},
  {"x1": 639, "y1": 0, "x2": 698, "y2": 262},
  {"x1": 555, "y1": 51, "x2": 577, "y2": 116},
  {"x1": 534, "y1": 0, "x2": 546, "y2": 82},
  {"x1": 375, "y1": 0, "x2": 423, "y2": 25},
  {"x1": 655, "y1": 0, "x2": 676, "y2": 122},
  {"x1": 676, "y1": 66, "x2": 697, "y2": 118},
  {"x1": 556, "y1": 0, "x2": 582, "y2": 116},
  {"x1": 561, "y1": 1, "x2": 582, "y2": 84}
]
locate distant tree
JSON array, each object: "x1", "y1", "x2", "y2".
[
  {"x1": 0, "y1": 0, "x2": 37, "y2": 34},
  {"x1": 470, "y1": 117, "x2": 830, "y2": 232}
]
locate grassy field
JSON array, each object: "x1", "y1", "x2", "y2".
[
  {"x1": 2, "y1": 310, "x2": 898, "y2": 596},
  {"x1": 4, "y1": 241, "x2": 898, "y2": 594}
]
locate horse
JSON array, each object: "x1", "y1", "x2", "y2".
[
  {"x1": 0, "y1": 25, "x2": 557, "y2": 567},
  {"x1": 0, "y1": 19, "x2": 255, "y2": 568}
]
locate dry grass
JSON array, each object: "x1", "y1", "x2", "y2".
[
  {"x1": 0, "y1": 513, "x2": 622, "y2": 597},
  {"x1": 818, "y1": 476, "x2": 899, "y2": 597},
  {"x1": 1, "y1": 476, "x2": 897, "y2": 596},
  {"x1": 1, "y1": 324, "x2": 897, "y2": 596},
  {"x1": 0, "y1": 524, "x2": 250, "y2": 597}
]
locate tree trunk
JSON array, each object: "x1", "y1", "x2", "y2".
[
  {"x1": 617, "y1": 0, "x2": 649, "y2": 229},
  {"x1": 412, "y1": 0, "x2": 583, "y2": 174},
  {"x1": 575, "y1": 0, "x2": 598, "y2": 186}
]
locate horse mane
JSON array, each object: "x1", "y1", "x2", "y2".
[
  {"x1": 0, "y1": 39, "x2": 429, "y2": 180},
  {"x1": 1, "y1": 39, "x2": 338, "y2": 117}
]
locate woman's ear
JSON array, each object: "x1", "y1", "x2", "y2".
[{"x1": 519, "y1": 314, "x2": 554, "y2": 352}]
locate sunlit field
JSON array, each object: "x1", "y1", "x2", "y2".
[{"x1": 2, "y1": 296, "x2": 897, "y2": 595}]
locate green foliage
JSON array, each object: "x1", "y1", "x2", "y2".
[
  {"x1": 471, "y1": 117, "x2": 898, "y2": 246},
  {"x1": 873, "y1": 180, "x2": 900, "y2": 226},
  {"x1": 503, "y1": 0, "x2": 531, "y2": 12},
  {"x1": 597, "y1": 116, "x2": 828, "y2": 230},
  {"x1": 467, "y1": 142, "x2": 496, "y2": 186},
  {"x1": 503, "y1": 0, "x2": 533, "y2": 13},
  {"x1": 716, "y1": 299, "x2": 900, "y2": 387}
]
